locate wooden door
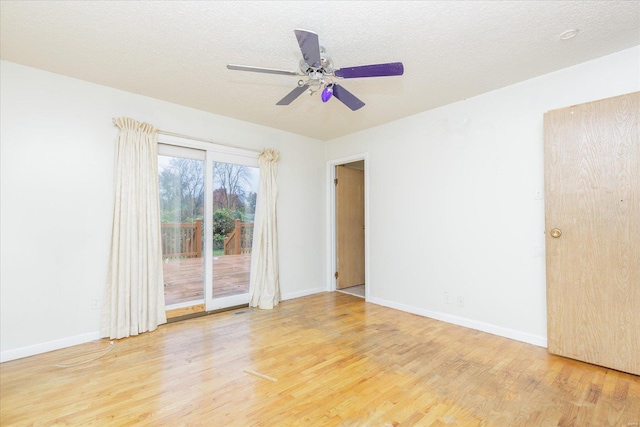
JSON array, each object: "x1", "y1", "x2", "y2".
[
  {"x1": 544, "y1": 92, "x2": 639, "y2": 375},
  {"x1": 336, "y1": 165, "x2": 365, "y2": 290}
]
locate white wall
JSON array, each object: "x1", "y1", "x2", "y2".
[
  {"x1": 326, "y1": 46, "x2": 640, "y2": 346},
  {"x1": 3, "y1": 46, "x2": 638, "y2": 362},
  {"x1": 0, "y1": 60, "x2": 326, "y2": 361}
]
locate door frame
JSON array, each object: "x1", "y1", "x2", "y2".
[
  {"x1": 326, "y1": 153, "x2": 370, "y2": 299},
  {"x1": 158, "y1": 132, "x2": 260, "y2": 312}
]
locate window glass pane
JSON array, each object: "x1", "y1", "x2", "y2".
[
  {"x1": 212, "y1": 162, "x2": 260, "y2": 298},
  {"x1": 159, "y1": 155, "x2": 205, "y2": 306}
]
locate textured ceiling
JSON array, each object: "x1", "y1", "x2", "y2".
[{"x1": 1, "y1": 1, "x2": 639, "y2": 140}]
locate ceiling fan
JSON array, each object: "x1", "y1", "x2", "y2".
[{"x1": 227, "y1": 29, "x2": 404, "y2": 111}]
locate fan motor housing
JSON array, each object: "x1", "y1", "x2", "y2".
[{"x1": 300, "y1": 52, "x2": 333, "y2": 75}]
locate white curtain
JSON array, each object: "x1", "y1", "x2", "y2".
[
  {"x1": 249, "y1": 149, "x2": 281, "y2": 309},
  {"x1": 101, "y1": 117, "x2": 167, "y2": 339}
]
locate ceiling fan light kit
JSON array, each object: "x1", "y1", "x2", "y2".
[
  {"x1": 227, "y1": 29, "x2": 404, "y2": 111},
  {"x1": 321, "y1": 84, "x2": 334, "y2": 102}
]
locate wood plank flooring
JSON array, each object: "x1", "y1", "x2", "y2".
[{"x1": 1, "y1": 292, "x2": 639, "y2": 426}]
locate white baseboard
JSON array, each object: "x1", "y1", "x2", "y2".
[
  {"x1": 2, "y1": 288, "x2": 326, "y2": 363},
  {"x1": 5, "y1": 290, "x2": 540, "y2": 363},
  {"x1": 367, "y1": 296, "x2": 547, "y2": 348},
  {"x1": 281, "y1": 286, "x2": 326, "y2": 301},
  {"x1": 1, "y1": 331, "x2": 102, "y2": 363}
]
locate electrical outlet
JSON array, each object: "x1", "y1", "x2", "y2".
[
  {"x1": 457, "y1": 295, "x2": 464, "y2": 307},
  {"x1": 444, "y1": 292, "x2": 451, "y2": 304},
  {"x1": 91, "y1": 297, "x2": 102, "y2": 310},
  {"x1": 533, "y1": 189, "x2": 544, "y2": 200}
]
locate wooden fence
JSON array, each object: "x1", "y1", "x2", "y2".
[
  {"x1": 224, "y1": 219, "x2": 254, "y2": 255},
  {"x1": 161, "y1": 220, "x2": 202, "y2": 258},
  {"x1": 161, "y1": 219, "x2": 254, "y2": 258}
]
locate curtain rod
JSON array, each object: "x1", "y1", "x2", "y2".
[{"x1": 111, "y1": 118, "x2": 261, "y2": 153}]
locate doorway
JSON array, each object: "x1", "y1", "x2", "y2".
[
  {"x1": 157, "y1": 137, "x2": 260, "y2": 318},
  {"x1": 328, "y1": 156, "x2": 368, "y2": 299}
]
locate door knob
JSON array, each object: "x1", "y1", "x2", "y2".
[{"x1": 550, "y1": 228, "x2": 562, "y2": 238}]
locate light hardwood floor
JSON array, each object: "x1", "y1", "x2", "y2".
[{"x1": 1, "y1": 292, "x2": 639, "y2": 426}]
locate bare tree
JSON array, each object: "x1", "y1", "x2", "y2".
[
  {"x1": 159, "y1": 157, "x2": 204, "y2": 222},
  {"x1": 213, "y1": 163, "x2": 250, "y2": 210}
]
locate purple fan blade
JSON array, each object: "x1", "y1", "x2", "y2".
[
  {"x1": 276, "y1": 85, "x2": 309, "y2": 105},
  {"x1": 332, "y1": 84, "x2": 365, "y2": 111},
  {"x1": 294, "y1": 29, "x2": 321, "y2": 68},
  {"x1": 334, "y1": 62, "x2": 404, "y2": 78}
]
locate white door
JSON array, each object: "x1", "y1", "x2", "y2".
[
  {"x1": 206, "y1": 157, "x2": 260, "y2": 310},
  {"x1": 158, "y1": 140, "x2": 260, "y2": 314}
]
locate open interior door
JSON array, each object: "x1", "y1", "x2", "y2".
[{"x1": 335, "y1": 165, "x2": 365, "y2": 290}]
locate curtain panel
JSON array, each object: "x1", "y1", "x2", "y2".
[
  {"x1": 249, "y1": 148, "x2": 281, "y2": 309},
  {"x1": 101, "y1": 117, "x2": 167, "y2": 339}
]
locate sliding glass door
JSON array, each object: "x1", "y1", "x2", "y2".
[
  {"x1": 158, "y1": 140, "x2": 259, "y2": 314},
  {"x1": 209, "y1": 161, "x2": 259, "y2": 309},
  {"x1": 158, "y1": 145, "x2": 206, "y2": 312}
]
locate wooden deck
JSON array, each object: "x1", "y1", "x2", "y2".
[{"x1": 162, "y1": 254, "x2": 251, "y2": 305}]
